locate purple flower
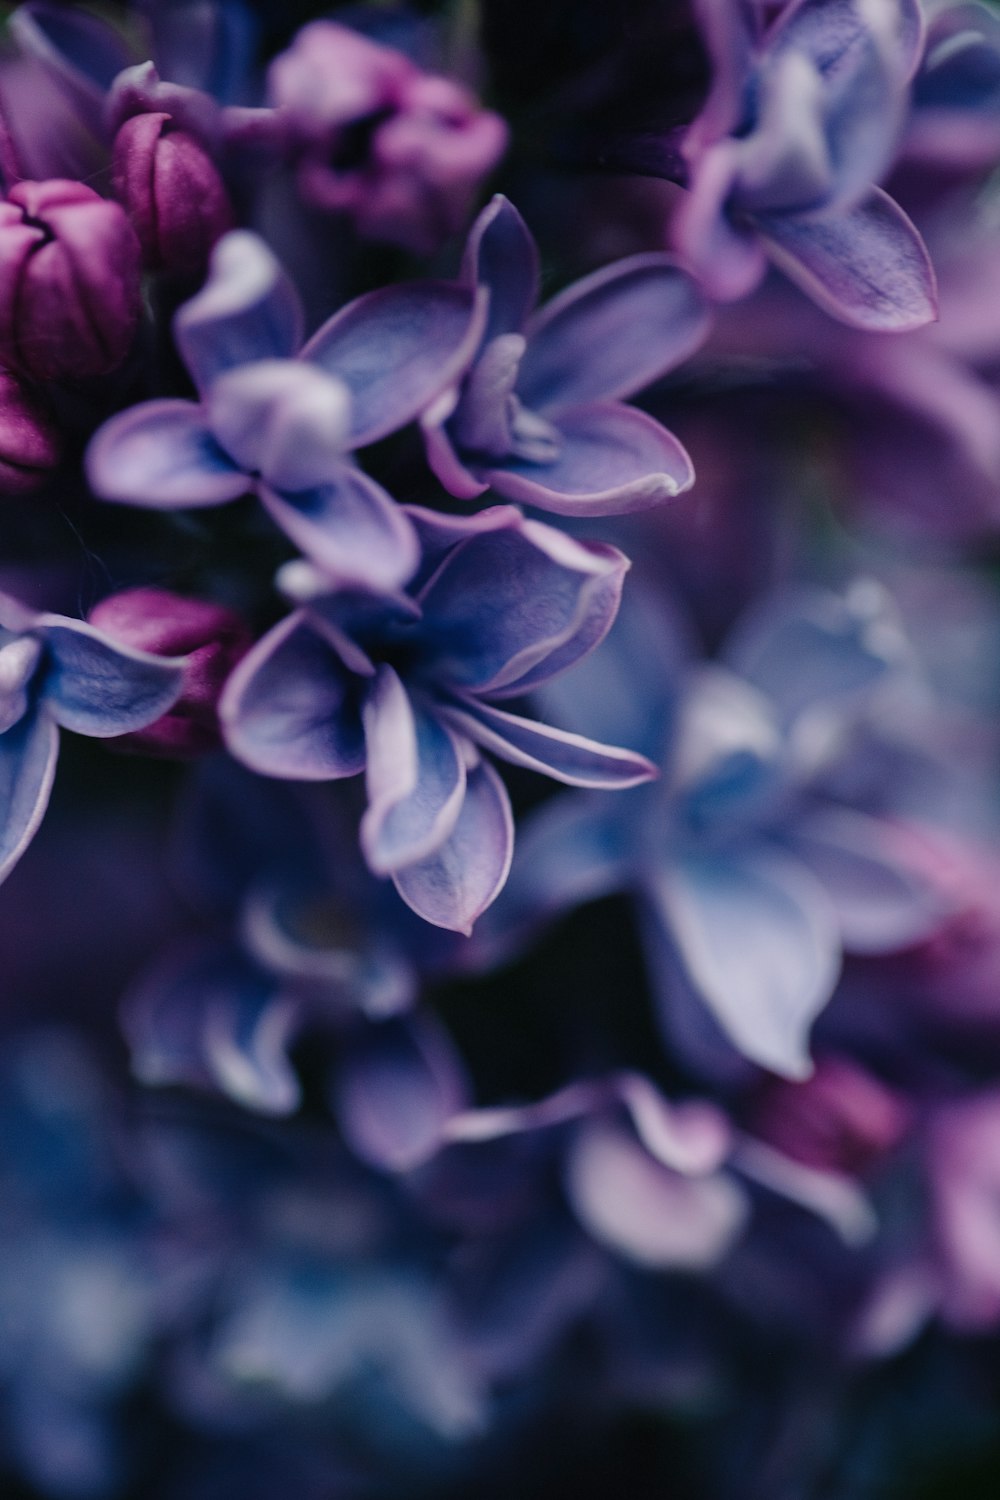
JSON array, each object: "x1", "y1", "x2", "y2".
[
  {"x1": 422, "y1": 195, "x2": 709, "y2": 515},
  {"x1": 267, "y1": 21, "x2": 508, "y2": 253},
  {"x1": 86, "y1": 229, "x2": 486, "y2": 592},
  {"x1": 0, "y1": 369, "x2": 60, "y2": 493},
  {"x1": 0, "y1": 591, "x2": 185, "y2": 884},
  {"x1": 0, "y1": 179, "x2": 142, "y2": 381},
  {"x1": 111, "y1": 109, "x2": 233, "y2": 276},
  {"x1": 87, "y1": 587, "x2": 251, "y2": 756},
  {"x1": 676, "y1": 0, "x2": 937, "y2": 329},
  {"x1": 220, "y1": 506, "x2": 657, "y2": 933},
  {"x1": 749, "y1": 1055, "x2": 911, "y2": 1175}
]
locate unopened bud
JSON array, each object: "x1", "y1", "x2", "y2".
[
  {"x1": 0, "y1": 369, "x2": 60, "y2": 493},
  {"x1": 112, "y1": 112, "x2": 232, "y2": 277}
]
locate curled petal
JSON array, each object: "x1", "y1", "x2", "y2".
[
  {"x1": 463, "y1": 195, "x2": 540, "y2": 340},
  {"x1": 175, "y1": 230, "x2": 305, "y2": 394},
  {"x1": 360, "y1": 667, "x2": 466, "y2": 875},
  {"x1": 86, "y1": 400, "x2": 248, "y2": 509},
  {"x1": 483, "y1": 402, "x2": 694, "y2": 516},
  {"x1": 0, "y1": 709, "x2": 59, "y2": 885},
  {"x1": 220, "y1": 611, "x2": 365, "y2": 780},
  {"x1": 519, "y1": 256, "x2": 710, "y2": 412},
  {"x1": 753, "y1": 189, "x2": 938, "y2": 331},
  {"x1": 393, "y1": 759, "x2": 514, "y2": 934},
  {"x1": 259, "y1": 467, "x2": 419, "y2": 592},
  {"x1": 302, "y1": 282, "x2": 487, "y2": 448},
  {"x1": 35, "y1": 618, "x2": 185, "y2": 736},
  {"x1": 417, "y1": 516, "x2": 629, "y2": 696},
  {"x1": 440, "y1": 697, "x2": 657, "y2": 789}
]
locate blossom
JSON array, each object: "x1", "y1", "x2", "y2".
[
  {"x1": 422, "y1": 195, "x2": 709, "y2": 515},
  {"x1": 0, "y1": 591, "x2": 185, "y2": 885},
  {"x1": 86, "y1": 229, "x2": 485, "y2": 592},
  {"x1": 676, "y1": 0, "x2": 937, "y2": 329},
  {"x1": 111, "y1": 110, "x2": 233, "y2": 276},
  {"x1": 220, "y1": 506, "x2": 656, "y2": 933}
]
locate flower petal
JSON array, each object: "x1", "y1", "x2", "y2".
[
  {"x1": 647, "y1": 848, "x2": 841, "y2": 1078},
  {"x1": 753, "y1": 188, "x2": 937, "y2": 331},
  {"x1": 86, "y1": 400, "x2": 248, "y2": 509},
  {"x1": 462, "y1": 195, "x2": 540, "y2": 341},
  {"x1": 483, "y1": 401, "x2": 694, "y2": 516},
  {"x1": 0, "y1": 709, "x2": 58, "y2": 885},
  {"x1": 220, "y1": 611, "x2": 365, "y2": 780},
  {"x1": 174, "y1": 230, "x2": 305, "y2": 395},
  {"x1": 417, "y1": 514, "x2": 629, "y2": 696},
  {"x1": 35, "y1": 618, "x2": 185, "y2": 736},
  {"x1": 440, "y1": 697, "x2": 657, "y2": 789},
  {"x1": 333, "y1": 1014, "x2": 470, "y2": 1172},
  {"x1": 360, "y1": 667, "x2": 466, "y2": 875},
  {"x1": 259, "y1": 468, "x2": 419, "y2": 592},
  {"x1": 302, "y1": 282, "x2": 486, "y2": 448},
  {"x1": 393, "y1": 758, "x2": 514, "y2": 934},
  {"x1": 518, "y1": 256, "x2": 710, "y2": 412}
]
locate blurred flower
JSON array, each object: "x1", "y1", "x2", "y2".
[{"x1": 0, "y1": 370, "x2": 60, "y2": 494}]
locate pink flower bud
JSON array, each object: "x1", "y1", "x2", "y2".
[
  {"x1": 112, "y1": 112, "x2": 233, "y2": 277},
  {"x1": 88, "y1": 588, "x2": 251, "y2": 756},
  {"x1": 0, "y1": 369, "x2": 60, "y2": 493},
  {"x1": 750, "y1": 1056, "x2": 911, "y2": 1177},
  {"x1": 0, "y1": 180, "x2": 142, "y2": 381}
]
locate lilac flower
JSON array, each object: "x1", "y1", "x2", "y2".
[
  {"x1": 0, "y1": 369, "x2": 60, "y2": 494},
  {"x1": 87, "y1": 588, "x2": 251, "y2": 756},
  {"x1": 676, "y1": 0, "x2": 937, "y2": 329},
  {"x1": 0, "y1": 179, "x2": 142, "y2": 382},
  {"x1": 86, "y1": 230, "x2": 485, "y2": 592},
  {"x1": 220, "y1": 506, "x2": 656, "y2": 933},
  {"x1": 111, "y1": 110, "x2": 233, "y2": 276},
  {"x1": 483, "y1": 580, "x2": 949, "y2": 1076},
  {"x1": 422, "y1": 195, "x2": 709, "y2": 515},
  {"x1": 0, "y1": 590, "x2": 185, "y2": 885},
  {"x1": 267, "y1": 21, "x2": 508, "y2": 254}
]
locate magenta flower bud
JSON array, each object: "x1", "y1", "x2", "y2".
[
  {"x1": 112, "y1": 112, "x2": 233, "y2": 277},
  {"x1": 0, "y1": 369, "x2": 60, "y2": 494},
  {"x1": 0, "y1": 180, "x2": 142, "y2": 382},
  {"x1": 88, "y1": 588, "x2": 251, "y2": 757},
  {"x1": 750, "y1": 1057, "x2": 912, "y2": 1178}
]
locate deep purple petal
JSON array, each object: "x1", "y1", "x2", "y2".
[
  {"x1": 360, "y1": 667, "x2": 466, "y2": 875},
  {"x1": 483, "y1": 401, "x2": 694, "y2": 516},
  {"x1": 402, "y1": 503, "x2": 524, "y2": 591},
  {"x1": 393, "y1": 758, "x2": 514, "y2": 934},
  {"x1": 10, "y1": 2, "x2": 132, "y2": 119},
  {"x1": 462, "y1": 195, "x2": 540, "y2": 341},
  {"x1": 259, "y1": 468, "x2": 419, "y2": 592},
  {"x1": 333, "y1": 1014, "x2": 470, "y2": 1172},
  {"x1": 86, "y1": 400, "x2": 248, "y2": 509},
  {"x1": 301, "y1": 282, "x2": 486, "y2": 448},
  {"x1": 646, "y1": 849, "x2": 841, "y2": 1077},
  {"x1": 753, "y1": 189, "x2": 938, "y2": 331},
  {"x1": 35, "y1": 618, "x2": 185, "y2": 737},
  {"x1": 565, "y1": 1119, "x2": 748, "y2": 1268},
  {"x1": 0, "y1": 709, "x2": 58, "y2": 884},
  {"x1": 174, "y1": 230, "x2": 305, "y2": 395},
  {"x1": 518, "y1": 256, "x2": 710, "y2": 412},
  {"x1": 674, "y1": 142, "x2": 770, "y2": 302},
  {"x1": 421, "y1": 413, "x2": 490, "y2": 501},
  {"x1": 417, "y1": 516, "x2": 629, "y2": 697},
  {"x1": 440, "y1": 698, "x2": 657, "y2": 789},
  {"x1": 220, "y1": 611, "x2": 365, "y2": 780}
]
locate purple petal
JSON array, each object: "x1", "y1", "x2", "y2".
[
  {"x1": 403, "y1": 503, "x2": 524, "y2": 590},
  {"x1": 565, "y1": 1119, "x2": 748, "y2": 1268},
  {"x1": 753, "y1": 189, "x2": 938, "y2": 331},
  {"x1": 769, "y1": 0, "x2": 924, "y2": 86},
  {"x1": 647, "y1": 849, "x2": 841, "y2": 1077},
  {"x1": 673, "y1": 142, "x2": 770, "y2": 302},
  {"x1": 360, "y1": 668, "x2": 466, "y2": 875},
  {"x1": 301, "y1": 282, "x2": 487, "y2": 448},
  {"x1": 393, "y1": 758, "x2": 514, "y2": 934},
  {"x1": 483, "y1": 401, "x2": 694, "y2": 516},
  {"x1": 86, "y1": 400, "x2": 248, "y2": 509},
  {"x1": 219, "y1": 612, "x2": 365, "y2": 780},
  {"x1": 441, "y1": 697, "x2": 658, "y2": 790},
  {"x1": 734, "y1": 1138, "x2": 877, "y2": 1246},
  {"x1": 790, "y1": 809, "x2": 949, "y2": 954},
  {"x1": 206, "y1": 360, "x2": 351, "y2": 493},
  {"x1": 462, "y1": 195, "x2": 540, "y2": 341},
  {"x1": 174, "y1": 231, "x2": 305, "y2": 395},
  {"x1": 421, "y1": 414, "x2": 490, "y2": 501},
  {"x1": 417, "y1": 516, "x2": 629, "y2": 697},
  {"x1": 9, "y1": 2, "x2": 132, "y2": 120},
  {"x1": 685, "y1": 0, "x2": 760, "y2": 155},
  {"x1": 518, "y1": 256, "x2": 710, "y2": 412},
  {"x1": 35, "y1": 618, "x2": 185, "y2": 737},
  {"x1": 0, "y1": 709, "x2": 58, "y2": 884},
  {"x1": 613, "y1": 1074, "x2": 733, "y2": 1174},
  {"x1": 333, "y1": 1015, "x2": 470, "y2": 1172},
  {"x1": 259, "y1": 467, "x2": 419, "y2": 592}
]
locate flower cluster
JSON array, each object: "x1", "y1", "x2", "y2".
[{"x1": 3, "y1": 2, "x2": 1000, "y2": 1498}]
